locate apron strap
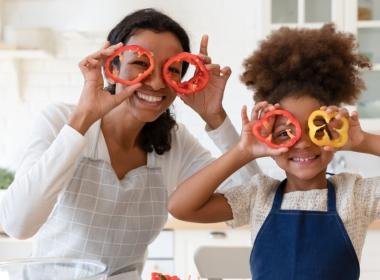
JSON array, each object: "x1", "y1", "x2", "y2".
[
  {"x1": 271, "y1": 179, "x2": 287, "y2": 211},
  {"x1": 326, "y1": 179, "x2": 337, "y2": 213}
]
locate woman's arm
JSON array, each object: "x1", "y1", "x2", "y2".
[
  {"x1": 0, "y1": 104, "x2": 86, "y2": 239},
  {"x1": 0, "y1": 43, "x2": 140, "y2": 239},
  {"x1": 178, "y1": 35, "x2": 231, "y2": 130}
]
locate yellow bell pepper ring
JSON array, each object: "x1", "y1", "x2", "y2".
[{"x1": 308, "y1": 110, "x2": 349, "y2": 148}]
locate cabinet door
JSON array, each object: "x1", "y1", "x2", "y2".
[
  {"x1": 343, "y1": 0, "x2": 380, "y2": 129},
  {"x1": 147, "y1": 230, "x2": 174, "y2": 259},
  {"x1": 0, "y1": 236, "x2": 33, "y2": 260},
  {"x1": 174, "y1": 229, "x2": 251, "y2": 278},
  {"x1": 263, "y1": 0, "x2": 344, "y2": 32},
  {"x1": 262, "y1": 0, "x2": 380, "y2": 132},
  {"x1": 142, "y1": 229, "x2": 175, "y2": 277},
  {"x1": 328, "y1": 150, "x2": 380, "y2": 177},
  {"x1": 142, "y1": 260, "x2": 175, "y2": 279},
  {"x1": 360, "y1": 230, "x2": 380, "y2": 279}
]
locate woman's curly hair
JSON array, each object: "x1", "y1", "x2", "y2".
[{"x1": 240, "y1": 24, "x2": 371, "y2": 105}]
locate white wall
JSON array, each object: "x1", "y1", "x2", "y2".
[{"x1": 0, "y1": 0, "x2": 272, "y2": 172}]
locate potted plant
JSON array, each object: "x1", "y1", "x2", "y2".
[{"x1": 0, "y1": 168, "x2": 14, "y2": 202}]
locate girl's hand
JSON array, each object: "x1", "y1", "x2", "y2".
[
  {"x1": 178, "y1": 35, "x2": 231, "y2": 129},
  {"x1": 320, "y1": 106, "x2": 365, "y2": 152},
  {"x1": 238, "y1": 101, "x2": 288, "y2": 159},
  {"x1": 69, "y1": 42, "x2": 142, "y2": 134}
]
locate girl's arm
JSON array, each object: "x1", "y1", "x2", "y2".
[
  {"x1": 168, "y1": 104, "x2": 288, "y2": 223},
  {"x1": 352, "y1": 132, "x2": 380, "y2": 156},
  {"x1": 344, "y1": 110, "x2": 380, "y2": 156},
  {"x1": 168, "y1": 144, "x2": 253, "y2": 223},
  {"x1": 322, "y1": 107, "x2": 380, "y2": 156}
]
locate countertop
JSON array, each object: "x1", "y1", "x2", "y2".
[
  {"x1": 164, "y1": 217, "x2": 380, "y2": 230},
  {"x1": 1, "y1": 219, "x2": 380, "y2": 233}
]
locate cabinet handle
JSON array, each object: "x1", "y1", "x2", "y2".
[{"x1": 209, "y1": 231, "x2": 227, "y2": 239}]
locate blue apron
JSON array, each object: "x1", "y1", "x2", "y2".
[{"x1": 250, "y1": 179, "x2": 360, "y2": 280}]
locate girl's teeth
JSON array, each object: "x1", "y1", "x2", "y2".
[
  {"x1": 293, "y1": 156, "x2": 316, "y2": 162},
  {"x1": 137, "y1": 92, "x2": 163, "y2": 102}
]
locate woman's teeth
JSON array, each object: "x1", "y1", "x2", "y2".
[{"x1": 137, "y1": 92, "x2": 163, "y2": 103}]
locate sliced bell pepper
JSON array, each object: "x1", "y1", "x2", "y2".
[
  {"x1": 307, "y1": 109, "x2": 349, "y2": 148},
  {"x1": 252, "y1": 109, "x2": 301, "y2": 148},
  {"x1": 163, "y1": 52, "x2": 209, "y2": 94},
  {"x1": 151, "y1": 272, "x2": 180, "y2": 280},
  {"x1": 104, "y1": 45, "x2": 154, "y2": 86}
]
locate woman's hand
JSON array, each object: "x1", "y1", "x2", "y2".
[
  {"x1": 238, "y1": 101, "x2": 288, "y2": 159},
  {"x1": 69, "y1": 42, "x2": 142, "y2": 135},
  {"x1": 178, "y1": 35, "x2": 231, "y2": 129},
  {"x1": 320, "y1": 106, "x2": 365, "y2": 152}
]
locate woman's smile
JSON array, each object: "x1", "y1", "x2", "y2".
[{"x1": 135, "y1": 90, "x2": 165, "y2": 104}]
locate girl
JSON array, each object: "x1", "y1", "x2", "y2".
[
  {"x1": 168, "y1": 24, "x2": 380, "y2": 280},
  {"x1": 0, "y1": 8, "x2": 260, "y2": 279}
]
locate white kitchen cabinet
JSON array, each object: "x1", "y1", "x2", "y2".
[
  {"x1": 0, "y1": 233, "x2": 33, "y2": 260},
  {"x1": 328, "y1": 150, "x2": 380, "y2": 177},
  {"x1": 142, "y1": 229, "x2": 175, "y2": 279},
  {"x1": 0, "y1": 230, "x2": 175, "y2": 278},
  {"x1": 258, "y1": 0, "x2": 380, "y2": 133},
  {"x1": 261, "y1": 0, "x2": 344, "y2": 31},
  {"x1": 170, "y1": 227, "x2": 380, "y2": 279},
  {"x1": 173, "y1": 229, "x2": 251, "y2": 278},
  {"x1": 347, "y1": 0, "x2": 380, "y2": 132},
  {"x1": 1, "y1": 227, "x2": 380, "y2": 279},
  {"x1": 359, "y1": 230, "x2": 380, "y2": 279},
  {"x1": 143, "y1": 260, "x2": 175, "y2": 279}
]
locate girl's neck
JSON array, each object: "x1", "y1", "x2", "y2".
[
  {"x1": 101, "y1": 106, "x2": 145, "y2": 150},
  {"x1": 284, "y1": 171, "x2": 328, "y2": 193}
]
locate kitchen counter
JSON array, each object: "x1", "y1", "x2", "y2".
[
  {"x1": 1, "y1": 219, "x2": 380, "y2": 232},
  {"x1": 164, "y1": 217, "x2": 380, "y2": 230}
]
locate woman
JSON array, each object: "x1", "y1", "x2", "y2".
[{"x1": 0, "y1": 8, "x2": 260, "y2": 278}]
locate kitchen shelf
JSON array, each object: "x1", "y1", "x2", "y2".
[
  {"x1": 357, "y1": 20, "x2": 380, "y2": 28},
  {"x1": 0, "y1": 49, "x2": 50, "y2": 59}
]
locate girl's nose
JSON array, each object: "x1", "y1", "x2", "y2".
[{"x1": 293, "y1": 131, "x2": 313, "y2": 149}]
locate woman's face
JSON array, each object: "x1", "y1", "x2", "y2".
[
  {"x1": 271, "y1": 95, "x2": 334, "y2": 184},
  {"x1": 115, "y1": 29, "x2": 183, "y2": 122}
]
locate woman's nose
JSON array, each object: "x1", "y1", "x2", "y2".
[{"x1": 144, "y1": 68, "x2": 166, "y2": 90}]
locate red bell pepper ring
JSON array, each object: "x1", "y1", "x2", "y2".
[
  {"x1": 104, "y1": 45, "x2": 155, "y2": 86},
  {"x1": 151, "y1": 272, "x2": 180, "y2": 280},
  {"x1": 163, "y1": 52, "x2": 209, "y2": 94},
  {"x1": 252, "y1": 109, "x2": 302, "y2": 148}
]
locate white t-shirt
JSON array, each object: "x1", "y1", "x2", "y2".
[
  {"x1": 225, "y1": 173, "x2": 380, "y2": 260},
  {"x1": 0, "y1": 103, "x2": 261, "y2": 239}
]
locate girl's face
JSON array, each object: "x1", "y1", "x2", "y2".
[
  {"x1": 271, "y1": 95, "x2": 334, "y2": 185},
  {"x1": 115, "y1": 29, "x2": 183, "y2": 122}
]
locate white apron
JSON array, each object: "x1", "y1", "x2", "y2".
[{"x1": 32, "y1": 144, "x2": 168, "y2": 279}]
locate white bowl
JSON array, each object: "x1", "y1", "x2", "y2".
[{"x1": 0, "y1": 258, "x2": 108, "y2": 280}]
